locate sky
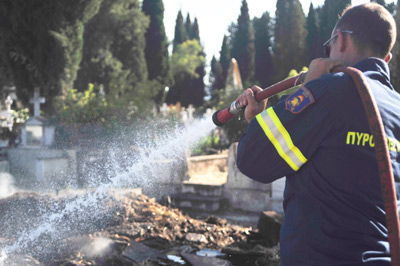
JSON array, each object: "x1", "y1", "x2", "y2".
[{"x1": 163, "y1": 0, "x2": 393, "y2": 64}]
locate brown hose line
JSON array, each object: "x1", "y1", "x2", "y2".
[{"x1": 334, "y1": 66, "x2": 400, "y2": 265}]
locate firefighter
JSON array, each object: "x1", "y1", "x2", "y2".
[{"x1": 236, "y1": 3, "x2": 399, "y2": 265}]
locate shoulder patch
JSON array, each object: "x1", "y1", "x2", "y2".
[{"x1": 285, "y1": 86, "x2": 315, "y2": 114}]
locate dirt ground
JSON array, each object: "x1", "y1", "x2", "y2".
[{"x1": 0, "y1": 191, "x2": 280, "y2": 266}]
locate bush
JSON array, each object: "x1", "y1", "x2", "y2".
[
  {"x1": 54, "y1": 83, "x2": 108, "y2": 125},
  {"x1": 52, "y1": 81, "x2": 161, "y2": 147},
  {"x1": 191, "y1": 134, "x2": 220, "y2": 156}
]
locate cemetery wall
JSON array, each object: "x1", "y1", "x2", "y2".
[
  {"x1": 223, "y1": 143, "x2": 285, "y2": 213},
  {"x1": 7, "y1": 148, "x2": 75, "y2": 190}
]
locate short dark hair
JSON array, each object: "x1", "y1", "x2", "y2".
[{"x1": 335, "y1": 3, "x2": 396, "y2": 58}]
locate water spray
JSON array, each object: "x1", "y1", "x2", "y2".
[
  {"x1": 0, "y1": 117, "x2": 216, "y2": 265},
  {"x1": 212, "y1": 68, "x2": 400, "y2": 265}
]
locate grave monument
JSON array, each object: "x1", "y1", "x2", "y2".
[{"x1": 8, "y1": 88, "x2": 77, "y2": 190}]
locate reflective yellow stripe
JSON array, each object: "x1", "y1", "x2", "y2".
[
  {"x1": 256, "y1": 107, "x2": 307, "y2": 171},
  {"x1": 267, "y1": 108, "x2": 308, "y2": 164}
]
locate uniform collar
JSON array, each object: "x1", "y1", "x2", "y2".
[
  {"x1": 352, "y1": 57, "x2": 391, "y2": 80},
  {"x1": 352, "y1": 57, "x2": 395, "y2": 92}
]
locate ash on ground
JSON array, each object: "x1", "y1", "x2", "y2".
[{"x1": 0, "y1": 190, "x2": 280, "y2": 266}]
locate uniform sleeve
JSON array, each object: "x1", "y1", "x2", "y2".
[{"x1": 237, "y1": 80, "x2": 334, "y2": 183}]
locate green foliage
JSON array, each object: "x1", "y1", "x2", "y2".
[
  {"x1": 173, "y1": 11, "x2": 186, "y2": 53},
  {"x1": 54, "y1": 79, "x2": 159, "y2": 126},
  {"x1": 54, "y1": 84, "x2": 108, "y2": 124},
  {"x1": 319, "y1": 0, "x2": 351, "y2": 44},
  {"x1": 11, "y1": 108, "x2": 30, "y2": 124},
  {"x1": 275, "y1": 67, "x2": 308, "y2": 100},
  {"x1": 185, "y1": 14, "x2": 193, "y2": 40},
  {"x1": 219, "y1": 35, "x2": 231, "y2": 88},
  {"x1": 170, "y1": 40, "x2": 205, "y2": 78},
  {"x1": 167, "y1": 39, "x2": 205, "y2": 107},
  {"x1": 0, "y1": 0, "x2": 103, "y2": 111},
  {"x1": 274, "y1": 0, "x2": 307, "y2": 81},
  {"x1": 253, "y1": 12, "x2": 275, "y2": 88},
  {"x1": 210, "y1": 56, "x2": 224, "y2": 100},
  {"x1": 51, "y1": 22, "x2": 85, "y2": 95},
  {"x1": 170, "y1": 11, "x2": 205, "y2": 107},
  {"x1": 191, "y1": 58, "x2": 206, "y2": 107},
  {"x1": 192, "y1": 18, "x2": 201, "y2": 41},
  {"x1": 75, "y1": 0, "x2": 149, "y2": 101},
  {"x1": 306, "y1": 3, "x2": 322, "y2": 61},
  {"x1": 191, "y1": 134, "x2": 220, "y2": 156},
  {"x1": 142, "y1": 0, "x2": 170, "y2": 104},
  {"x1": 231, "y1": 0, "x2": 256, "y2": 85}
]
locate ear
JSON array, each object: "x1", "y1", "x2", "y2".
[{"x1": 384, "y1": 52, "x2": 392, "y2": 63}]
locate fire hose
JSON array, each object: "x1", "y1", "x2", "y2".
[{"x1": 212, "y1": 67, "x2": 400, "y2": 264}]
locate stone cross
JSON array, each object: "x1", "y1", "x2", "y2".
[
  {"x1": 99, "y1": 84, "x2": 105, "y2": 97},
  {"x1": 187, "y1": 104, "x2": 195, "y2": 121},
  {"x1": 180, "y1": 107, "x2": 188, "y2": 123},
  {"x1": 205, "y1": 108, "x2": 213, "y2": 117},
  {"x1": 5, "y1": 96, "x2": 13, "y2": 112},
  {"x1": 29, "y1": 87, "x2": 45, "y2": 117}
]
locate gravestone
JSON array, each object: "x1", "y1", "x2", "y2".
[
  {"x1": 8, "y1": 88, "x2": 77, "y2": 190},
  {"x1": 225, "y1": 58, "x2": 243, "y2": 94},
  {"x1": 223, "y1": 142, "x2": 285, "y2": 213},
  {"x1": 0, "y1": 96, "x2": 14, "y2": 130},
  {"x1": 160, "y1": 103, "x2": 169, "y2": 118},
  {"x1": 1, "y1": 86, "x2": 17, "y2": 102},
  {"x1": 21, "y1": 88, "x2": 55, "y2": 147},
  {"x1": 0, "y1": 96, "x2": 15, "y2": 147},
  {"x1": 187, "y1": 104, "x2": 195, "y2": 122},
  {"x1": 29, "y1": 87, "x2": 45, "y2": 117},
  {"x1": 180, "y1": 107, "x2": 188, "y2": 123}
]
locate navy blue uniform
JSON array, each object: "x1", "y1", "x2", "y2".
[{"x1": 237, "y1": 58, "x2": 400, "y2": 265}]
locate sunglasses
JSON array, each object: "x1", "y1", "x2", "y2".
[{"x1": 323, "y1": 30, "x2": 353, "y2": 57}]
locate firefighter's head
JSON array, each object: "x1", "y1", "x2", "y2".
[{"x1": 325, "y1": 3, "x2": 396, "y2": 65}]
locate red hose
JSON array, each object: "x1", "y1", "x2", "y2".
[
  {"x1": 212, "y1": 75, "x2": 300, "y2": 126},
  {"x1": 333, "y1": 66, "x2": 400, "y2": 265}
]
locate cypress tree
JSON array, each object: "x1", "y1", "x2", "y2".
[
  {"x1": 319, "y1": 0, "x2": 351, "y2": 44},
  {"x1": 189, "y1": 56, "x2": 205, "y2": 107},
  {"x1": 142, "y1": 0, "x2": 170, "y2": 104},
  {"x1": 274, "y1": 0, "x2": 307, "y2": 81},
  {"x1": 185, "y1": 13, "x2": 193, "y2": 40},
  {"x1": 167, "y1": 39, "x2": 204, "y2": 107},
  {"x1": 219, "y1": 35, "x2": 231, "y2": 87},
  {"x1": 210, "y1": 56, "x2": 224, "y2": 94},
  {"x1": 173, "y1": 11, "x2": 186, "y2": 53},
  {"x1": 0, "y1": 0, "x2": 102, "y2": 110},
  {"x1": 191, "y1": 17, "x2": 205, "y2": 107},
  {"x1": 192, "y1": 18, "x2": 200, "y2": 41},
  {"x1": 253, "y1": 12, "x2": 274, "y2": 88},
  {"x1": 75, "y1": 0, "x2": 149, "y2": 99},
  {"x1": 231, "y1": 0, "x2": 255, "y2": 86},
  {"x1": 306, "y1": 3, "x2": 322, "y2": 61}
]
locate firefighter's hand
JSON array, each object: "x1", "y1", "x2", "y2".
[
  {"x1": 304, "y1": 58, "x2": 343, "y2": 84},
  {"x1": 236, "y1": 85, "x2": 267, "y2": 123}
]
